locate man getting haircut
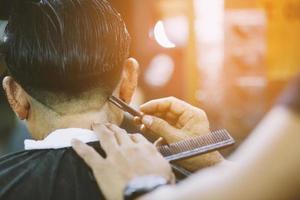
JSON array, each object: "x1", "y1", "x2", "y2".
[
  {"x1": 0, "y1": 0, "x2": 224, "y2": 199},
  {"x1": 0, "y1": 0, "x2": 138, "y2": 199}
]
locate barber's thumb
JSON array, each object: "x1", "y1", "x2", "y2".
[{"x1": 142, "y1": 115, "x2": 181, "y2": 143}]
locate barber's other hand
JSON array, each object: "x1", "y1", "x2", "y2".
[
  {"x1": 139, "y1": 97, "x2": 224, "y2": 171},
  {"x1": 72, "y1": 123, "x2": 174, "y2": 200}
]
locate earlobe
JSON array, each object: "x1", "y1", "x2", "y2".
[
  {"x1": 3, "y1": 76, "x2": 30, "y2": 120},
  {"x1": 119, "y1": 58, "x2": 139, "y2": 103}
]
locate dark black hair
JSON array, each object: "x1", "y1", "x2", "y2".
[
  {"x1": 0, "y1": 0, "x2": 130, "y2": 105},
  {"x1": 0, "y1": 0, "x2": 12, "y2": 20}
]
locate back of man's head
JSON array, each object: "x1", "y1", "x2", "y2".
[{"x1": 0, "y1": 0, "x2": 130, "y2": 112}]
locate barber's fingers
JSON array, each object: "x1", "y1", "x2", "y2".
[
  {"x1": 106, "y1": 124, "x2": 133, "y2": 146},
  {"x1": 154, "y1": 137, "x2": 165, "y2": 147},
  {"x1": 141, "y1": 115, "x2": 186, "y2": 143},
  {"x1": 140, "y1": 97, "x2": 195, "y2": 126},
  {"x1": 92, "y1": 123, "x2": 119, "y2": 153},
  {"x1": 71, "y1": 139, "x2": 104, "y2": 168},
  {"x1": 130, "y1": 133, "x2": 149, "y2": 144},
  {"x1": 140, "y1": 97, "x2": 187, "y2": 116},
  {"x1": 141, "y1": 97, "x2": 208, "y2": 128},
  {"x1": 133, "y1": 116, "x2": 142, "y2": 125}
]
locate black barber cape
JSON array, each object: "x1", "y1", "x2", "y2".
[
  {"x1": 0, "y1": 115, "x2": 144, "y2": 200},
  {"x1": 0, "y1": 143, "x2": 106, "y2": 200}
]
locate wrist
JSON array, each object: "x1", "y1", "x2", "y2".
[{"x1": 123, "y1": 176, "x2": 169, "y2": 200}]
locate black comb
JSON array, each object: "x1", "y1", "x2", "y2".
[{"x1": 158, "y1": 129, "x2": 235, "y2": 162}]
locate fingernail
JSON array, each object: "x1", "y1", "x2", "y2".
[
  {"x1": 140, "y1": 124, "x2": 146, "y2": 132},
  {"x1": 142, "y1": 115, "x2": 153, "y2": 126},
  {"x1": 133, "y1": 116, "x2": 142, "y2": 124}
]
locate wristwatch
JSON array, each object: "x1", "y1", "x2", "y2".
[{"x1": 123, "y1": 176, "x2": 169, "y2": 200}]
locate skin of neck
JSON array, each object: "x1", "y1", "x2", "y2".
[{"x1": 26, "y1": 99, "x2": 124, "y2": 140}]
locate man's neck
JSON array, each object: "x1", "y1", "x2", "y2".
[{"x1": 28, "y1": 103, "x2": 123, "y2": 140}]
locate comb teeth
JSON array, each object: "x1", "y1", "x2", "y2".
[{"x1": 157, "y1": 129, "x2": 234, "y2": 161}]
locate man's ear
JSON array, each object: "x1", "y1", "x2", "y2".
[
  {"x1": 2, "y1": 76, "x2": 30, "y2": 120},
  {"x1": 119, "y1": 58, "x2": 139, "y2": 103}
]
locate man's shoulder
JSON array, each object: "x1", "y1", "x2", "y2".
[
  {"x1": 0, "y1": 148, "x2": 69, "y2": 173},
  {"x1": 0, "y1": 147, "x2": 104, "y2": 200},
  {"x1": 0, "y1": 149, "x2": 45, "y2": 165}
]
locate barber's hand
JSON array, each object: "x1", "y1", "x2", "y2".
[
  {"x1": 139, "y1": 97, "x2": 209, "y2": 142},
  {"x1": 72, "y1": 123, "x2": 174, "y2": 200},
  {"x1": 139, "y1": 97, "x2": 224, "y2": 171}
]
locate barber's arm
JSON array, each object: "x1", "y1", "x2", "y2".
[
  {"x1": 141, "y1": 106, "x2": 300, "y2": 200},
  {"x1": 139, "y1": 97, "x2": 224, "y2": 171}
]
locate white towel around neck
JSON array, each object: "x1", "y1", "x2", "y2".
[{"x1": 24, "y1": 128, "x2": 99, "y2": 150}]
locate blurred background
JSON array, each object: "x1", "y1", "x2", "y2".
[{"x1": 0, "y1": 0, "x2": 300, "y2": 156}]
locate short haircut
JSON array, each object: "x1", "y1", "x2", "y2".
[{"x1": 0, "y1": 0, "x2": 130, "y2": 107}]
